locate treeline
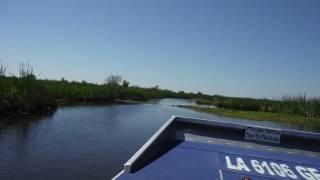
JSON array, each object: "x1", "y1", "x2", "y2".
[
  {"x1": 2, "y1": 61, "x2": 319, "y2": 120},
  {"x1": 0, "y1": 61, "x2": 210, "y2": 116},
  {"x1": 38, "y1": 79, "x2": 201, "y2": 103},
  {"x1": 197, "y1": 95, "x2": 320, "y2": 119}
]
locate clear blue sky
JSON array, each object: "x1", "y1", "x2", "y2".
[{"x1": 0, "y1": 0, "x2": 319, "y2": 98}]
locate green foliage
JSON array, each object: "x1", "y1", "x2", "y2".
[
  {"x1": 196, "y1": 98, "x2": 215, "y2": 105},
  {"x1": 104, "y1": 75, "x2": 122, "y2": 85},
  {"x1": 213, "y1": 96, "x2": 266, "y2": 111},
  {"x1": 3, "y1": 62, "x2": 319, "y2": 123},
  {"x1": 0, "y1": 76, "x2": 57, "y2": 115},
  {"x1": 279, "y1": 95, "x2": 320, "y2": 118},
  {"x1": 122, "y1": 80, "x2": 129, "y2": 88},
  {"x1": 196, "y1": 95, "x2": 320, "y2": 119},
  {"x1": 0, "y1": 62, "x2": 219, "y2": 117},
  {"x1": 0, "y1": 69, "x2": 207, "y2": 116},
  {"x1": 179, "y1": 105, "x2": 320, "y2": 130}
]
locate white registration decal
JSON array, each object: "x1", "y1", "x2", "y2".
[{"x1": 225, "y1": 156, "x2": 320, "y2": 180}]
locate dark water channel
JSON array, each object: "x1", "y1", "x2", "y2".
[{"x1": 0, "y1": 99, "x2": 314, "y2": 180}]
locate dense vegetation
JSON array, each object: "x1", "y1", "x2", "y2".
[
  {"x1": 1, "y1": 61, "x2": 319, "y2": 128},
  {"x1": 178, "y1": 105, "x2": 320, "y2": 130},
  {"x1": 0, "y1": 61, "x2": 209, "y2": 116},
  {"x1": 196, "y1": 95, "x2": 320, "y2": 119}
]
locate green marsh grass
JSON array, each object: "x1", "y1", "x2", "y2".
[{"x1": 179, "y1": 105, "x2": 320, "y2": 130}]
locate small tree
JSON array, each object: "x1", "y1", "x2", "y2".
[
  {"x1": 122, "y1": 80, "x2": 129, "y2": 88},
  {"x1": 104, "y1": 75, "x2": 123, "y2": 100},
  {"x1": 151, "y1": 85, "x2": 159, "y2": 91},
  {"x1": 61, "y1": 77, "x2": 67, "y2": 82},
  {"x1": 104, "y1": 75, "x2": 122, "y2": 85}
]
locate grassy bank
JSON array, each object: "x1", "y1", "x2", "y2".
[
  {"x1": 197, "y1": 95, "x2": 320, "y2": 119},
  {"x1": 178, "y1": 105, "x2": 320, "y2": 130},
  {"x1": 0, "y1": 62, "x2": 211, "y2": 117}
]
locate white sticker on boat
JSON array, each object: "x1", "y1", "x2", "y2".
[
  {"x1": 245, "y1": 126, "x2": 281, "y2": 144},
  {"x1": 225, "y1": 156, "x2": 320, "y2": 180}
]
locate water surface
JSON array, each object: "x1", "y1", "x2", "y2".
[{"x1": 0, "y1": 99, "x2": 314, "y2": 180}]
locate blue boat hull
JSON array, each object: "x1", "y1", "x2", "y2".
[{"x1": 113, "y1": 116, "x2": 320, "y2": 180}]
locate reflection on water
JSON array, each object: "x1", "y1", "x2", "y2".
[{"x1": 0, "y1": 98, "x2": 317, "y2": 180}]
